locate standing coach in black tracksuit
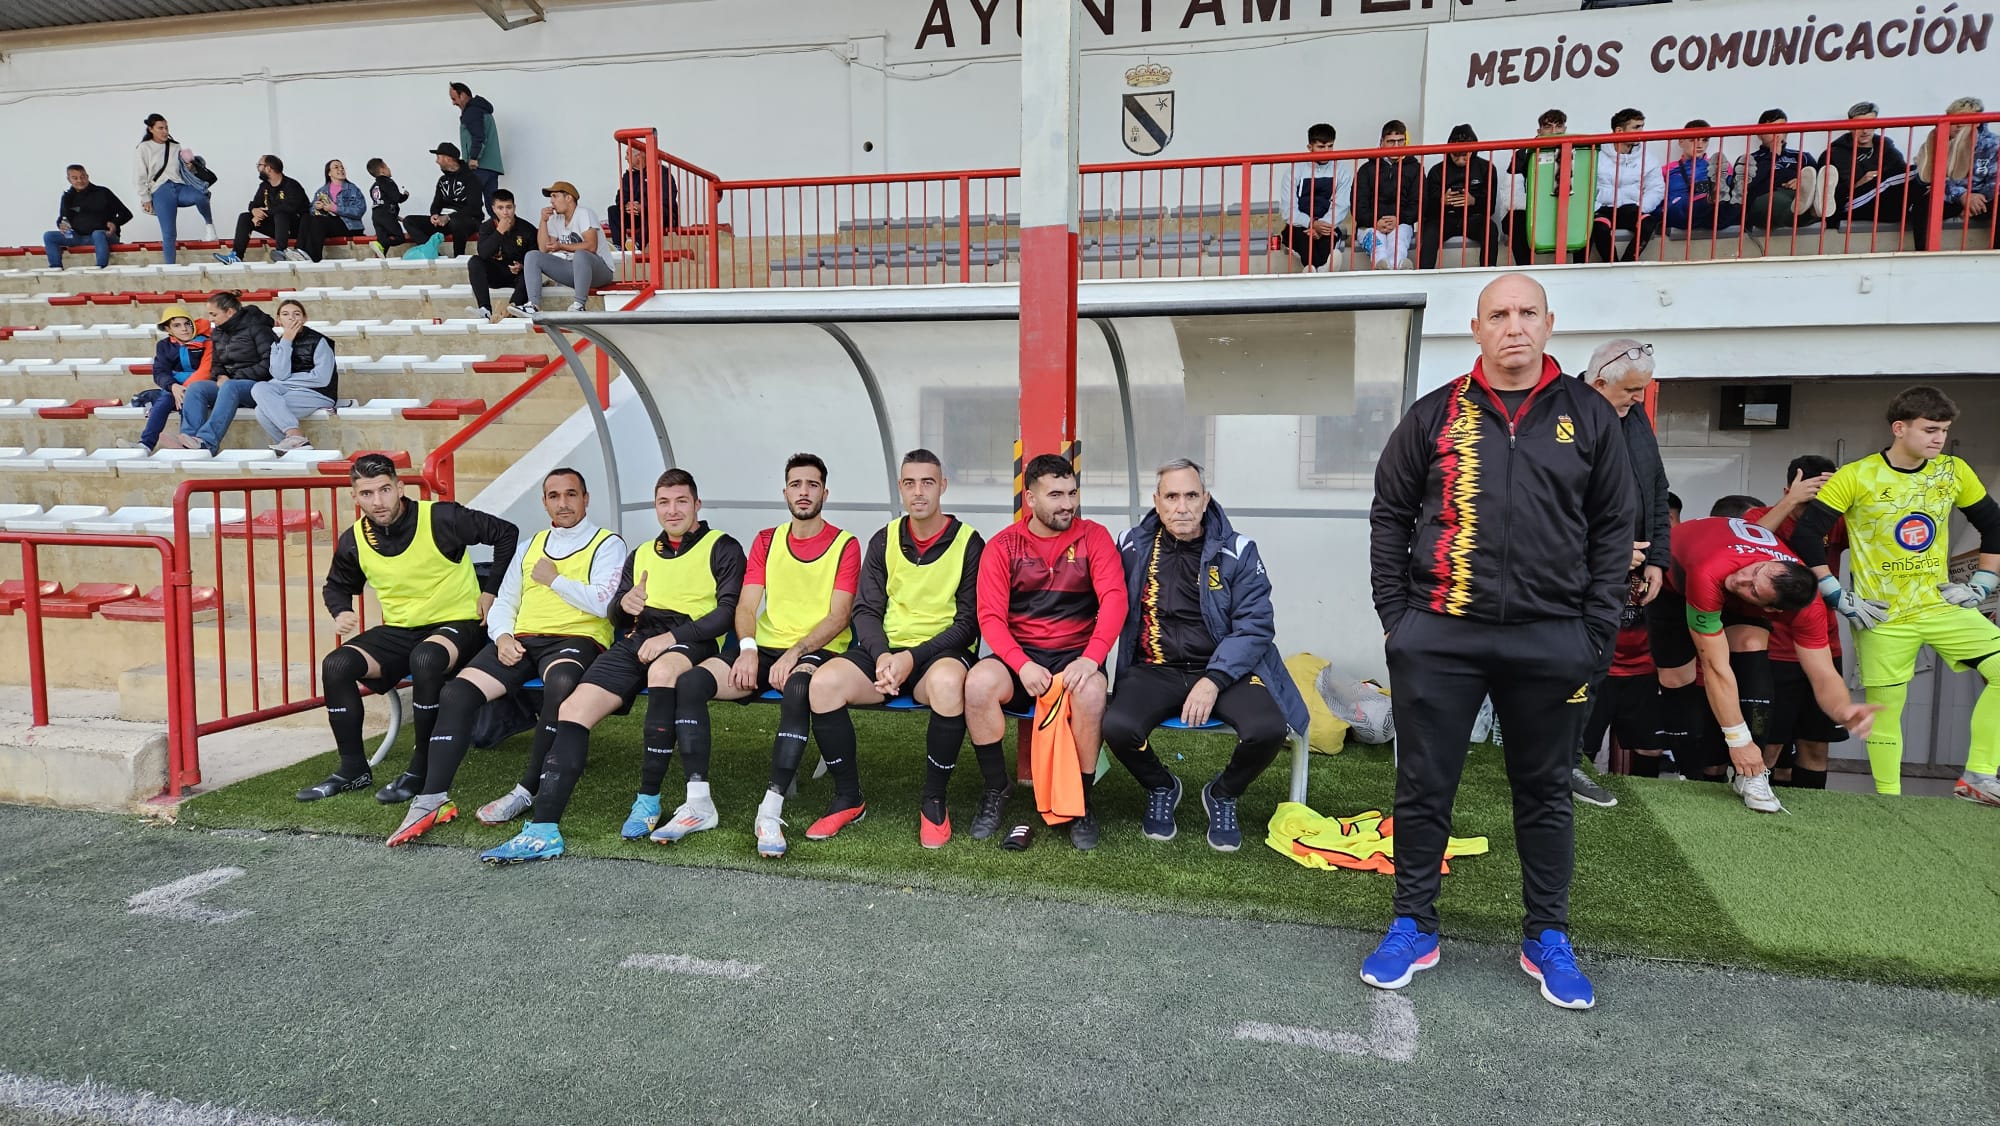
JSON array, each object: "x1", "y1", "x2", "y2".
[{"x1": 1368, "y1": 274, "x2": 1636, "y2": 989}]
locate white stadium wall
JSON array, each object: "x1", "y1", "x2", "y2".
[{"x1": 6, "y1": 0, "x2": 1995, "y2": 243}]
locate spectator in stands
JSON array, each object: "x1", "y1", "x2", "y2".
[
  {"x1": 43, "y1": 165, "x2": 133, "y2": 270},
  {"x1": 1824, "y1": 102, "x2": 1912, "y2": 233},
  {"x1": 1279, "y1": 122, "x2": 1351, "y2": 274},
  {"x1": 298, "y1": 160, "x2": 366, "y2": 263},
  {"x1": 1661, "y1": 122, "x2": 1739, "y2": 236},
  {"x1": 366, "y1": 157, "x2": 409, "y2": 256},
  {"x1": 1736, "y1": 108, "x2": 1828, "y2": 230},
  {"x1": 1910, "y1": 96, "x2": 1999, "y2": 251},
  {"x1": 607, "y1": 144, "x2": 679, "y2": 250},
  {"x1": 404, "y1": 143, "x2": 482, "y2": 257},
  {"x1": 123, "y1": 304, "x2": 210, "y2": 453},
  {"x1": 467, "y1": 189, "x2": 534, "y2": 322},
  {"x1": 1588, "y1": 108, "x2": 1665, "y2": 263},
  {"x1": 1506, "y1": 108, "x2": 1569, "y2": 265},
  {"x1": 1417, "y1": 124, "x2": 1502, "y2": 269},
  {"x1": 1353, "y1": 120, "x2": 1420, "y2": 269},
  {"x1": 253, "y1": 299, "x2": 337, "y2": 453},
  {"x1": 214, "y1": 155, "x2": 309, "y2": 265},
  {"x1": 514, "y1": 181, "x2": 614, "y2": 316},
  {"x1": 133, "y1": 113, "x2": 215, "y2": 265},
  {"x1": 450, "y1": 82, "x2": 506, "y2": 217},
  {"x1": 176, "y1": 292, "x2": 273, "y2": 453}
]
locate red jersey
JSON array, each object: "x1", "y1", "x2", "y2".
[
  {"x1": 1667, "y1": 516, "x2": 1830, "y2": 651},
  {"x1": 745, "y1": 522, "x2": 861, "y2": 594},
  {"x1": 977, "y1": 517, "x2": 1127, "y2": 670},
  {"x1": 1745, "y1": 505, "x2": 1848, "y2": 663}
]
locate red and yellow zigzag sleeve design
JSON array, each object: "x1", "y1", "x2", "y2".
[{"x1": 1427, "y1": 379, "x2": 1482, "y2": 616}]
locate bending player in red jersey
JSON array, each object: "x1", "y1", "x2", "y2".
[{"x1": 1649, "y1": 516, "x2": 1880, "y2": 813}]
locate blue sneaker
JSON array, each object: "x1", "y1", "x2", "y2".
[
  {"x1": 621, "y1": 793, "x2": 661, "y2": 840},
  {"x1": 478, "y1": 823, "x2": 565, "y2": 865},
  {"x1": 1201, "y1": 778, "x2": 1241, "y2": 852},
  {"x1": 211, "y1": 251, "x2": 241, "y2": 265},
  {"x1": 1360, "y1": 917, "x2": 1440, "y2": 990},
  {"x1": 1140, "y1": 775, "x2": 1182, "y2": 841},
  {"x1": 1521, "y1": 929, "x2": 1595, "y2": 1009}
]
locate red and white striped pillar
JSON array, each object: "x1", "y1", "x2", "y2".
[{"x1": 1017, "y1": 0, "x2": 1081, "y2": 472}]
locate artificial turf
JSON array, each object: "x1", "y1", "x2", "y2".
[{"x1": 176, "y1": 707, "x2": 2000, "y2": 994}]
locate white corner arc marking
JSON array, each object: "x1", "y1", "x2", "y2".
[
  {"x1": 619, "y1": 953, "x2": 763, "y2": 980},
  {"x1": 125, "y1": 866, "x2": 251, "y2": 925},
  {"x1": 1232, "y1": 992, "x2": 1418, "y2": 1062}
]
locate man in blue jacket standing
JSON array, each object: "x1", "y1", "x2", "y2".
[{"x1": 1103, "y1": 457, "x2": 1310, "y2": 852}]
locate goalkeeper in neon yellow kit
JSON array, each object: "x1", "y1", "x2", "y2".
[{"x1": 1790, "y1": 386, "x2": 2000, "y2": 802}]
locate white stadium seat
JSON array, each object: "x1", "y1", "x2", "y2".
[
  {"x1": 51, "y1": 449, "x2": 152, "y2": 474},
  {"x1": 181, "y1": 450, "x2": 279, "y2": 474},
  {"x1": 92, "y1": 404, "x2": 147, "y2": 419},
  {"x1": 116, "y1": 448, "x2": 213, "y2": 474},
  {"x1": 69, "y1": 506, "x2": 176, "y2": 534},
  {"x1": 339, "y1": 398, "x2": 424, "y2": 420},
  {"x1": 248, "y1": 449, "x2": 341, "y2": 474},
  {"x1": 152, "y1": 506, "x2": 248, "y2": 535},
  {"x1": 4, "y1": 505, "x2": 112, "y2": 532},
  {"x1": 0, "y1": 447, "x2": 85, "y2": 470}
]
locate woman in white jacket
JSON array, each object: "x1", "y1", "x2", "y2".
[
  {"x1": 1589, "y1": 107, "x2": 1666, "y2": 263},
  {"x1": 133, "y1": 113, "x2": 216, "y2": 265}
]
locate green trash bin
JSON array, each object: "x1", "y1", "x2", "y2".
[{"x1": 1528, "y1": 145, "x2": 1596, "y2": 255}]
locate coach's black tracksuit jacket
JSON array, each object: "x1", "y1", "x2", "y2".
[{"x1": 1369, "y1": 355, "x2": 1637, "y2": 654}]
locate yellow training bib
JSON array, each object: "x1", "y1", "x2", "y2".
[
  {"x1": 882, "y1": 517, "x2": 971, "y2": 650},
  {"x1": 513, "y1": 527, "x2": 616, "y2": 647},
  {"x1": 354, "y1": 501, "x2": 480, "y2": 628},
  {"x1": 756, "y1": 524, "x2": 854, "y2": 651}
]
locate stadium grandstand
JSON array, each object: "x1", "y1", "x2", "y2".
[{"x1": 1, "y1": 0, "x2": 1997, "y2": 1122}]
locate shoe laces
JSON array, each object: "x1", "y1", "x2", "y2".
[
  {"x1": 1209, "y1": 791, "x2": 1238, "y2": 831},
  {"x1": 1375, "y1": 925, "x2": 1425, "y2": 960},
  {"x1": 1535, "y1": 933, "x2": 1580, "y2": 975},
  {"x1": 1146, "y1": 786, "x2": 1177, "y2": 823},
  {"x1": 977, "y1": 790, "x2": 1008, "y2": 819}
]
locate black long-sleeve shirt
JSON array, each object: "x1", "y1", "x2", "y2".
[
  {"x1": 850, "y1": 517, "x2": 984, "y2": 666},
  {"x1": 58, "y1": 184, "x2": 135, "y2": 234},
  {"x1": 607, "y1": 523, "x2": 746, "y2": 644},
  {"x1": 428, "y1": 167, "x2": 482, "y2": 217},
  {"x1": 322, "y1": 500, "x2": 518, "y2": 616},
  {"x1": 475, "y1": 218, "x2": 534, "y2": 267},
  {"x1": 248, "y1": 175, "x2": 309, "y2": 219}
]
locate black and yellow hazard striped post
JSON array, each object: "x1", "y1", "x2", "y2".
[{"x1": 1013, "y1": 439, "x2": 1083, "y2": 522}]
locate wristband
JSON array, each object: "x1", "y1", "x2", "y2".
[
  {"x1": 1720, "y1": 722, "x2": 1754, "y2": 750},
  {"x1": 1816, "y1": 575, "x2": 1844, "y2": 605},
  {"x1": 739, "y1": 636, "x2": 758, "y2": 651}
]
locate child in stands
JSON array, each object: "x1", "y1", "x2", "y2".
[{"x1": 366, "y1": 157, "x2": 408, "y2": 255}]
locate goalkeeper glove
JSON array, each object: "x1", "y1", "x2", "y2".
[
  {"x1": 1819, "y1": 575, "x2": 1889, "y2": 629},
  {"x1": 1938, "y1": 569, "x2": 1999, "y2": 610}
]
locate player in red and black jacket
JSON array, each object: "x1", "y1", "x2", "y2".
[
  {"x1": 965, "y1": 453, "x2": 1127, "y2": 851},
  {"x1": 1363, "y1": 274, "x2": 1635, "y2": 1011}
]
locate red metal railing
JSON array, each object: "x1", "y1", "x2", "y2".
[
  {"x1": 2, "y1": 532, "x2": 188, "y2": 750},
  {"x1": 166, "y1": 473, "x2": 431, "y2": 795},
  {"x1": 633, "y1": 110, "x2": 2000, "y2": 288},
  {"x1": 611, "y1": 128, "x2": 725, "y2": 291},
  {"x1": 423, "y1": 338, "x2": 606, "y2": 500}
]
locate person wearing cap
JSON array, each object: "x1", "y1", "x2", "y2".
[
  {"x1": 401, "y1": 142, "x2": 483, "y2": 257},
  {"x1": 512, "y1": 180, "x2": 614, "y2": 316},
  {"x1": 1824, "y1": 101, "x2": 1911, "y2": 233},
  {"x1": 123, "y1": 304, "x2": 211, "y2": 453}
]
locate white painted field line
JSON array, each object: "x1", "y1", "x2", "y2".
[
  {"x1": 125, "y1": 866, "x2": 250, "y2": 925},
  {"x1": 1232, "y1": 993, "x2": 1418, "y2": 1062},
  {"x1": 0, "y1": 1070, "x2": 334, "y2": 1126},
  {"x1": 619, "y1": 953, "x2": 763, "y2": 980}
]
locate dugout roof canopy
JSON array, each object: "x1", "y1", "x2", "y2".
[{"x1": 535, "y1": 279, "x2": 1427, "y2": 523}]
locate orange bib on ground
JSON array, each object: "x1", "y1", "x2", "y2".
[{"x1": 1031, "y1": 674, "x2": 1087, "y2": 825}]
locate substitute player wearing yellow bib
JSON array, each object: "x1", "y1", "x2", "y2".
[
  {"x1": 385, "y1": 468, "x2": 626, "y2": 847},
  {"x1": 1791, "y1": 387, "x2": 2000, "y2": 802},
  {"x1": 720, "y1": 452, "x2": 860, "y2": 859},
  {"x1": 805, "y1": 449, "x2": 984, "y2": 848},
  {"x1": 307, "y1": 454, "x2": 518, "y2": 805}
]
